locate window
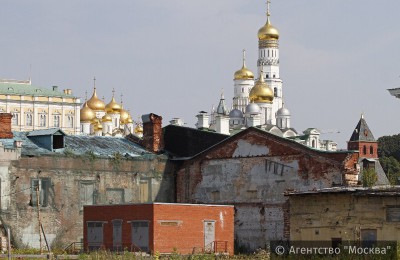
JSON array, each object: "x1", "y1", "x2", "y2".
[
  {"x1": 80, "y1": 181, "x2": 96, "y2": 208},
  {"x1": 266, "y1": 74, "x2": 269, "y2": 78},
  {"x1": 363, "y1": 145, "x2": 367, "y2": 155},
  {"x1": 139, "y1": 178, "x2": 151, "y2": 203},
  {"x1": 67, "y1": 116, "x2": 74, "y2": 128},
  {"x1": 26, "y1": 114, "x2": 33, "y2": 126},
  {"x1": 31, "y1": 178, "x2": 51, "y2": 207},
  {"x1": 386, "y1": 206, "x2": 400, "y2": 222},
  {"x1": 106, "y1": 188, "x2": 124, "y2": 204},
  {"x1": 39, "y1": 114, "x2": 46, "y2": 127},
  {"x1": 361, "y1": 229, "x2": 377, "y2": 248},
  {"x1": 274, "y1": 87, "x2": 278, "y2": 97},
  {"x1": 370, "y1": 146, "x2": 374, "y2": 155},
  {"x1": 11, "y1": 113, "x2": 18, "y2": 126},
  {"x1": 53, "y1": 115, "x2": 60, "y2": 127}
]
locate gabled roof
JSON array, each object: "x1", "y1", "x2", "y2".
[
  {"x1": 27, "y1": 128, "x2": 66, "y2": 137},
  {"x1": 349, "y1": 115, "x2": 375, "y2": 142},
  {"x1": 186, "y1": 126, "x2": 354, "y2": 162}
]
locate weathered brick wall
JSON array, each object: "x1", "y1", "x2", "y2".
[
  {"x1": 176, "y1": 129, "x2": 359, "y2": 252},
  {"x1": 289, "y1": 193, "x2": 400, "y2": 242},
  {"x1": 0, "y1": 113, "x2": 13, "y2": 139},
  {"x1": 3, "y1": 154, "x2": 175, "y2": 249}
]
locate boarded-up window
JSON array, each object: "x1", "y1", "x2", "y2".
[
  {"x1": 246, "y1": 190, "x2": 258, "y2": 199},
  {"x1": 80, "y1": 181, "x2": 96, "y2": 208},
  {"x1": 31, "y1": 178, "x2": 51, "y2": 207},
  {"x1": 106, "y1": 189, "x2": 124, "y2": 204},
  {"x1": 386, "y1": 206, "x2": 400, "y2": 222},
  {"x1": 139, "y1": 179, "x2": 151, "y2": 203},
  {"x1": 211, "y1": 191, "x2": 220, "y2": 202}
]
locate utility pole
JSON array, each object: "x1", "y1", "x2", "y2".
[{"x1": 36, "y1": 184, "x2": 42, "y2": 254}]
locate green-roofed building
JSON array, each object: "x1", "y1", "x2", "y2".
[{"x1": 0, "y1": 79, "x2": 81, "y2": 134}]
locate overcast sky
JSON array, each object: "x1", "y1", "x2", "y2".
[{"x1": 1, "y1": 0, "x2": 400, "y2": 148}]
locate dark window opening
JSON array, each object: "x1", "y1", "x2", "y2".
[
  {"x1": 370, "y1": 146, "x2": 374, "y2": 155},
  {"x1": 274, "y1": 87, "x2": 278, "y2": 97},
  {"x1": 363, "y1": 145, "x2": 367, "y2": 155}
]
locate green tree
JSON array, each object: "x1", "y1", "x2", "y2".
[
  {"x1": 380, "y1": 156, "x2": 400, "y2": 185},
  {"x1": 362, "y1": 168, "x2": 378, "y2": 187}
]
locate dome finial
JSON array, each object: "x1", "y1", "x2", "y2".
[
  {"x1": 267, "y1": 0, "x2": 271, "y2": 22},
  {"x1": 85, "y1": 91, "x2": 88, "y2": 101},
  {"x1": 112, "y1": 87, "x2": 115, "y2": 98},
  {"x1": 242, "y1": 49, "x2": 246, "y2": 68},
  {"x1": 93, "y1": 76, "x2": 96, "y2": 90}
]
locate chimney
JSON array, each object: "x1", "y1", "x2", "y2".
[
  {"x1": 52, "y1": 86, "x2": 58, "y2": 91},
  {"x1": 0, "y1": 113, "x2": 13, "y2": 139},
  {"x1": 196, "y1": 112, "x2": 209, "y2": 129},
  {"x1": 141, "y1": 113, "x2": 164, "y2": 153},
  {"x1": 215, "y1": 114, "x2": 230, "y2": 135},
  {"x1": 246, "y1": 115, "x2": 261, "y2": 127}
]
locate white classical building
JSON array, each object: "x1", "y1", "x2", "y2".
[
  {"x1": 0, "y1": 79, "x2": 81, "y2": 135},
  {"x1": 200, "y1": 1, "x2": 337, "y2": 151}
]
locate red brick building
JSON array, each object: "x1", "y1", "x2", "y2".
[{"x1": 83, "y1": 203, "x2": 234, "y2": 255}]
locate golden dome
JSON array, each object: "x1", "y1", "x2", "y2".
[
  {"x1": 258, "y1": 12, "x2": 279, "y2": 41},
  {"x1": 234, "y1": 50, "x2": 254, "y2": 80},
  {"x1": 102, "y1": 114, "x2": 112, "y2": 123},
  {"x1": 105, "y1": 97, "x2": 122, "y2": 114},
  {"x1": 249, "y1": 74, "x2": 274, "y2": 103},
  {"x1": 134, "y1": 125, "x2": 143, "y2": 134},
  {"x1": 80, "y1": 102, "x2": 95, "y2": 122},
  {"x1": 126, "y1": 117, "x2": 133, "y2": 124},
  {"x1": 120, "y1": 106, "x2": 130, "y2": 124},
  {"x1": 87, "y1": 88, "x2": 106, "y2": 111}
]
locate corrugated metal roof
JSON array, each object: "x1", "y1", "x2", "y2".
[{"x1": 0, "y1": 132, "x2": 151, "y2": 158}]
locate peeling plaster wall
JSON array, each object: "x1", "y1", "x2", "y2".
[
  {"x1": 1, "y1": 155, "x2": 175, "y2": 249},
  {"x1": 176, "y1": 130, "x2": 358, "y2": 252}
]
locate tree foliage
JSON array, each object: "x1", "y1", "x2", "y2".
[
  {"x1": 361, "y1": 168, "x2": 378, "y2": 187},
  {"x1": 378, "y1": 134, "x2": 400, "y2": 185},
  {"x1": 378, "y1": 134, "x2": 400, "y2": 160}
]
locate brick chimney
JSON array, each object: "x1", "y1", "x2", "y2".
[
  {"x1": 141, "y1": 113, "x2": 163, "y2": 153},
  {"x1": 0, "y1": 113, "x2": 13, "y2": 139}
]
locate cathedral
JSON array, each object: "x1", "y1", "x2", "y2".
[
  {"x1": 195, "y1": 1, "x2": 337, "y2": 151},
  {"x1": 80, "y1": 79, "x2": 143, "y2": 137}
]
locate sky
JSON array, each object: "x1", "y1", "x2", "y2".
[{"x1": 1, "y1": 0, "x2": 400, "y2": 148}]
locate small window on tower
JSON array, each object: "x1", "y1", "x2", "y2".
[
  {"x1": 273, "y1": 74, "x2": 276, "y2": 78},
  {"x1": 370, "y1": 146, "x2": 374, "y2": 155},
  {"x1": 274, "y1": 87, "x2": 277, "y2": 97},
  {"x1": 266, "y1": 74, "x2": 269, "y2": 78},
  {"x1": 363, "y1": 145, "x2": 367, "y2": 155},
  {"x1": 241, "y1": 88, "x2": 244, "y2": 93}
]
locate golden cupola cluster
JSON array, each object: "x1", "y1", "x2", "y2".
[
  {"x1": 81, "y1": 85, "x2": 135, "y2": 127},
  {"x1": 249, "y1": 74, "x2": 274, "y2": 103},
  {"x1": 234, "y1": 50, "x2": 254, "y2": 80}
]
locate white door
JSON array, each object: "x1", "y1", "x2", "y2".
[{"x1": 204, "y1": 221, "x2": 215, "y2": 253}]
